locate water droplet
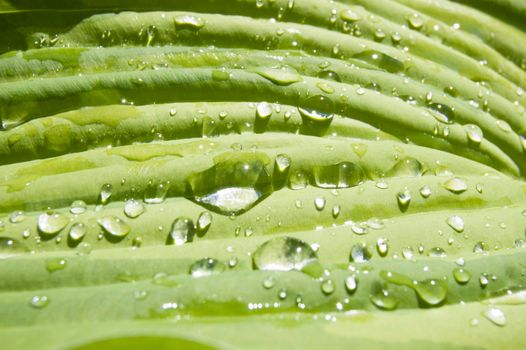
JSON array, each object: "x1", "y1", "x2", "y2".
[
  {"x1": 453, "y1": 268, "x2": 471, "y2": 284},
  {"x1": 189, "y1": 258, "x2": 226, "y2": 277},
  {"x1": 340, "y1": 9, "x2": 361, "y2": 22},
  {"x1": 351, "y1": 224, "x2": 368, "y2": 235},
  {"x1": 479, "y1": 273, "x2": 490, "y2": 287},
  {"x1": 263, "y1": 276, "x2": 276, "y2": 289},
  {"x1": 256, "y1": 102, "x2": 273, "y2": 120},
  {"x1": 254, "y1": 66, "x2": 303, "y2": 85},
  {"x1": 482, "y1": 307, "x2": 506, "y2": 326},
  {"x1": 413, "y1": 279, "x2": 448, "y2": 306},
  {"x1": 168, "y1": 217, "x2": 195, "y2": 245},
  {"x1": 332, "y1": 205, "x2": 341, "y2": 218},
  {"x1": 197, "y1": 211, "x2": 212, "y2": 235},
  {"x1": 345, "y1": 275, "x2": 358, "y2": 293},
  {"x1": 387, "y1": 157, "x2": 423, "y2": 177},
  {"x1": 464, "y1": 124, "x2": 483, "y2": 144},
  {"x1": 0, "y1": 236, "x2": 26, "y2": 258},
  {"x1": 473, "y1": 241, "x2": 489, "y2": 253},
  {"x1": 46, "y1": 258, "x2": 67, "y2": 272},
  {"x1": 349, "y1": 243, "x2": 372, "y2": 263},
  {"x1": 312, "y1": 162, "x2": 365, "y2": 189},
  {"x1": 354, "y1": 50, "x2": 404, "y2": 73},
  {"x1": 317, "y1": 70, "x2": 341, "y2": 82},
  {"x1": 134, "y1": 290, "x2": 148, "y2": 300},
  {"x1": 278, "y1": 288, "x2": 288, "y2": 299},
  {"x1": 174, "y1": 15, "x2": 205, "y2": 30},
  {"x1": 397, "y1": 189, "x2": 412, "y2": 212},
  {"x1": 274, "y1": 154, "x2": 291, "y2": 175},
  {"x1": 428, "y1": 247, "x2": 447, "y2": 257},
  {"x1": 402, "y1": 246, "x2": 414, "y2": 260},
  {"x1": 321, "y1": 279, "x2": 335, "y2": 295},
  {"x1": 376, "y1": 181, "x2": 389, "y2": 189},
  {"x1": 298, "y1": 106, "x2": 334, "y2": 127},
  {"x1": 30, "y1": 295, "x2": 49, "y2": 309},
  {"x1": 496, "y1": 120, "x2": 512, "y2": 133},
  {"x1": 288, "y1": 170, "x2": 308, "y2": 190},
  {"x1": 370, "y1": 289, "x2": 398, "y2": 310},
  {"x1": 252, "y1": 236, "x2": 320, "y2": 275},
  {"x1": 376, "y1": 238, "x2": 389, "y2": 256},
  {"x1": 38, "y1": 212, "x2": 69, "y2": 237},
  {"x1": 99, "y1": 184, "x2": 113, "y2": 204},
  {"x1": 124, "y1": 200, "x2": 145, "y2": 218},
  {"x1": 428, "y1": 103, "x2": 455, "y2": 124},
  {"x1": 169, "y1": 108, "x2": 177, "y2": 116},
  {"x1": 9, "y1": 211, "x2": 25, "y2": 223},
  {"x1": 406, "y1": 13, "x2": 424, "y2": 29},
  {"x1": 70, "y1": 200, "x2": 87, "y2": 214},
  {"x1": 144, "y1": 180, "x2": 170, "y2": 204},
  {"x1": 419, "y1": 185, "x2": 432, "y2": 198},
  {"x1": 446, "y1": 215, "x2": 464, "y2": 233},
  {"x1": 69, "y1": 223, "x2": 86, "y2": 242},
  {"x1": 97, "y1": 216, "x2": 130, "y2": 239},
  {"x1": 444, "y1": 178, "x2": 467, "y2": 194},
  {"x1": 188, "y1": 152, "x2": 272, "y2": 215},
  {"x1": 314, "y1": 197, "x2": 326, "y2": 211}
]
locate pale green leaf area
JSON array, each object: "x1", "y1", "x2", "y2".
[{"x1": 0, "y1": 0, "x2": 525, "y2": 349}]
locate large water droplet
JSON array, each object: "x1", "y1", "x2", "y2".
[
  {"x1": 9, "y1": 211, "x2": 25, "y2": 223},
  {"x1": 189, "y1": 258, "x2": 226, "y2": 277},
  {"x1": 124, "y1": 200, "x2": 145, "y2": 218},
  {"x1": 174, "y1": 15, "x2": 205, "y2": 30},
  {"x1": 444, "y1": 178, "x2": 467, "y2": 194},
  {"x1": 69, "y1": 223, "x2": 86, "y2": 242},
  {"x1": 312, "y1": 162, "x2": 365, "y2": 189},
  {"x1": 38, "y1": 212, "x2": 69, "y2": 237},
  {"x1": 97, "y1": 216, "x2": 130, "y2": 239},
  {"x1": 482, "y1": 307, "x2": 506, "y2": 326},
  {"x1": 197, "y1": 211, "x2": 212, "y2": 235},
  {"x1": 252, "y1": 236, "x2": 320, "y2": 276},
  {"x1": 387, "y1": 157, "x2": 423, "y2": 177},
  {"x1": 288, "y1": 170, "x2": 308, "y2": 190},
  {"x1": 340, "y1": 9, "x2": 361, "y2": 22},
  {"x1": 381, "y1": 271, "x2": 448, "y2": 306},
  {"x1": 256, "y1": 102, "x2": 273, "y2": 120},
  {"x1": 187, "y1": 152, "x2": 272, "y2": 215},
  {"x1": 397, "y1": 189, "x2": 412, "y2": 212},
  {"x1": 254, "y1": 66, "x2": 303, "y2": 85},
  {"x1": 446, "y1": 215, "x2": 465, "y2": 233},
  {"x1": 167, "y1": 217, "x2": 195, "y2": 245},
  {"x1": 428, "y1": 103, "x2": 455, "y2": 124},
  {"x1": 144, "y1": 180, "x2": 170, "y2": 204},
  {"x1": 349, "y1": 243, "x2": 372, "y2": 263}
]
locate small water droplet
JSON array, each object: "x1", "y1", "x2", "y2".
[
  {"x1": 464, "y1": 124, "x2": 483, "y2": 143},
  {"x1": 419, "y1": 185, "x2": 432, "y2": 198},
  {"x1": 312, "y1": 162, "x2": 365, "y2": 189},
  {"x1": 144, "y1": 180, "x2": 170, "y2": 204},
  {"x1": 402, "y1": 246, "x2": 414, "y2": 260},
  {"x1": 70, "y1": 200, "x2": 87, "y2": 215},
  {"x1": 473, "y1": 241, "x2": 489, "y2": 253},
  {"x1": 189, "y1": 257, "x2": 226, "y2": 277},
  {"x1": 349, "y1": 243, "x2": 372, "y2": 263},
  {"x1": 9, "y1": 211, "x2": 25, "y2": 224},
  {"x1": 370, "y1": 289, "x2": 398, "y2": 310},
  {"x1": 444, "y1": 178, "x2": 467, "y2": 194},
  {"x1": 97, "y1": 216, "x2": 130, "y2": 239},
  {"x1": 263, "y1": 276, "x2": 276, "y2": 289},
  {"x1": 479, "y1": 273, "x2": 490, "y2": 287},
  {"x1": 256, "y1": 102, "x2": 273, "y2": 120},
  {"x1": 446, "y1": 215, "x2": 464, "y2": 233},
  {"x1": 124, "y1": 200, "x2": 145, "y2": 218},
  {"x1": 46, "y1": 258, "x2": 67, "y2": 272},
  {"x1": 254, "y1": 66, "x2": 303, "y2": 85},
  {"x1": 453, "y1": 268, "x2": 471, "y2": 284},
  {"x1": 252, "y1": 236, "x2": 320, "y2": 275},
  {"x1": 197, "y1": 211, "x2": 212, "y2": 235},
  {"x1": 496, "y1": 120, "x2": 512, "y2": 133},
  {"x1": 278, "y1": 288, "x2": 288, "y2": 299},
  {"x1": 406, "y1": 13, "x2": 424, "y2": 29},
  {"x1": 376, "y1": 238, "x2": 389, "y2": 256},
  {"x1": 397, "y1": 189, "x2": 412, "y2": 212},
  {"x1": 340, "y1": 9, "x2": 361, "y2": 22},
  {"x1": 321, "y1": 279, "x2": 335, "y2": 295},
  {"x1": 30, "y1": 295, "x2": 49, "y2": 309},
  {"x1": 314, "y1": 197, "x2": 326, "y2": 211},
  {"x1": 288, "y1": 170, "x2": 308, "y2": 190},
  {"x1": 387, "y1": 157, "x2": 423, "y2": 177},
  {"x1": 345, "y1": 275, "x2": 358, "y2": 293},
  {"x1": 99, "y1": 184, "x2": 113, "y2": 204},
  {"x1": 168, "y1": 217, "x2": 195, "y2": 245},
  {"x1": 38, "y1": 212, "x2": 69, "y2": 237}
]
